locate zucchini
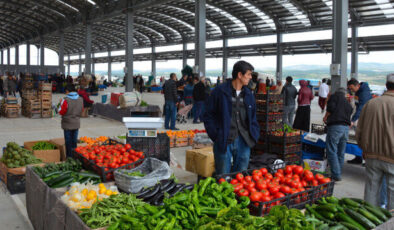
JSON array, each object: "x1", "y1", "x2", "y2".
[
  {"x1": 51, "y1": 177, "x2": 74, "y2": 188},
  {"x1": 339, "y1": 222, "x2": 359, "y2": 230},
  {"x1": 357, "y1": 207, "x2": 383, "y2": 226},
  {"x1": 326, "y1": 196, "x2": 339, "y2": 204},
  {"x1": 336, "y1": 212, "x2": 366, "y2": 230},
  {"x1": 349, "y1": 198, "x2": 365, "y2": 205},
  {"x1": 345, "y1": 208, "x2": 376, "y2": 229},
  {"x1": 316, "y1": 204, "x2": 338, "y2": 213},
  {"x1": 341, "y1": 198, "x2": 360, "y2": 208},
  {"x1": 364, "y1": 205, "x2": 388, "y2": 222},
  {"x1": 378, "y1": 206, "x2": 392, "y2": 219},
  {"x1": 43, "y1": 171, "x2": 63, "y2": 179},
  {"x1": 305, "y1": 205, "x2": 334, "y2": 224},
  {"x1": 47, "y1": 172, "x2": 72, "y2": 187}
]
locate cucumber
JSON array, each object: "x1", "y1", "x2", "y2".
[
  {"x1": 43, "y1": 171, "x2": 63, "y2": 179},
  {"x1": 317, "y1": 204, "x2": 338, "y2": 213},
  {"x1": 326, "y1": 196, "x2": 339, "y2": 204},
  {"x1": 78, "y1": 171, "x2": 101, "y2": 179},
  {"x1": 378, "y1": 207, "x2": 392, "y2": 219},
  {"x1": 357, "y1": 207, "x2": 383, "y2": 226},
  {"x1": 51, "y1": 177, "x2": 74, "y2": 188},
  {"x1": 349, "y1": 198, "x2": 365, "y2": 205},
  {"x1": 339, "y1": 222, "x2": 359, "y2": 230},
  {"x1": 364, "y1": 205, "x2": 388, "y2": 222},
  {"x1": 305, "y1": 205, "x2": 334, "y2": 224},
  {"x1": 341, "y1": 198, "x2": 360, "y2": 208},
  {"x1": 336, "y1": 212, "x2": 366, "y2": 230},
  {"x1": 345, "y1": 208, "x2": 376, "y2": 229},
  {"x1": 316, "y1": 209, "x2": 335, "y2": 220},
  {"x1": 47, "y1": 172, "x2": 72, "y2": 187}
]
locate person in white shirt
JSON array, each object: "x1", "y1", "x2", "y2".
[{"x1": 318, "y1": 79, "x2": 330, "y2": 113}]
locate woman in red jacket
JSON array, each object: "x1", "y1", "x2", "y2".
[
  {"x1": 293, "y1": 80, "x2": 314, "y2": 132},
  {"x1": 78, "y1": 87, "x2": 94, "y2": 108}
]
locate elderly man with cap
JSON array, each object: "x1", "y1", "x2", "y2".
[
  {"x1": 357, "y1": 74, "x2": 394, "y2": 210},
  {"x1": 323, "y1": 87, "x2": 353, "y2": 182}
]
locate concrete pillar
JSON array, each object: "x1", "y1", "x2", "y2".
[
  {"x1": 40, "y1": 36, "x2": 45, "y2": 74},
  {"x1": 125, "y1": 8, "x2": 134, "y2": 92},
  {"x1": 26, "y1": 41, "x2": 30, "y2": 73},
  {"x1": 152, "y1": 44, "x2": 156, "y2": 77},
  {"x1": 85, "y1": 23, "x2": 92, "y2": 75},
  {"x1": 222, "y1": 38, "x2": 228, "y2": 79},
  {"x1": 7, "y1": 47, "x2": 10, "y2": 72},
  {"x1": 92, "y1": 53, "x2": 95, "y2": 74},
  {"x1": 351, "y1": 23, "x2": 358, "y2": 79},
  {"x1": 276, "y1": 31, "x2": 283, "y2": 82},
  {"x1": 1, "y1": 50, "x2": 3, "y2": 73},
  {"x1": 108, "y1": 50, "x2": 112, "y2": 82},
  {"x1": 78, "y1": 53, "x2": 82, "y2": 76},
  {"x1": 182, "y1": 42, "x2": 187, "y2": 68},
  {"x1": 331, "y1": 0, "x2": 349, "y2": 93},
  {"x1": 59, "y1": 31, "x2": 65, "y2": 74},
  {"x1": 195, "y1": 0, "x2": 206, "y2": 77},
  {"x1": 15, "y1": 44, "x2": 19, "y2": 73},
  {"x1": 67, "y1": 55, "x2": 71, "y2": 76}
]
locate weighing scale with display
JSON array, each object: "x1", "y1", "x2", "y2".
[{"x1": 122, "y1": 117, "x2": 164, "y2": 138}]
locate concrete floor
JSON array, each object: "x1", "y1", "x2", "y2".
[{"x1": 0, "y1": 87, "x2": 365, "y2": 229}]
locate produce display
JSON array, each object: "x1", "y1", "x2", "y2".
[
  {"x1": 32, "y1": 141, "x2": 57, "y2": 150},
  {"x1": 218, "y1": 165, "x2": 332, "y2": 214},
  {"x1": 1, "y1": 142, "x2": 42, "y2": 168},
  {"x1": 306, "y1": 197, "x2": 392, "y2": 230},
  {"x1": 79, "y1": 193, "x2": 145, "y2": 229},
  {"x1": 79, "y1": 136, "x2": 108, "y2": 146},
  {"x1": 61, "y1": 182, "x2": 119, "y2": 211},
  {"x1": 271, "y1": 124, "x2": 301, "y2": 137},
  {"x1": 108, "y1": 177, "x2": 248, "y2": 229},
  {"x1": 33, "y1": 159, "x2": 101, "y2": 188},
  {"x1": 134, "y1": 179, "x2": 194, "y2": 206}
]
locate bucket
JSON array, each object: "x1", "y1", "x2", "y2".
[{"x1": 101, "y1": 94, "x2": 108, "y2": 103}]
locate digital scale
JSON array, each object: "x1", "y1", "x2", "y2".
[{"x1": 122, "y1": 117, "x2": 164, "y2": 138}]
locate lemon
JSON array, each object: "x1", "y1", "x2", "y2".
[{"x1": 105, "y1": 190, "x2": 112, "y2": 196}]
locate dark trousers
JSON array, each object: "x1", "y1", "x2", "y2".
[
  {"x1": 164, "y1": 101, "x2": 177, "y2": 129},
  {"x1": 318, "y1": 97, "x2": 327, "y2": 111},
  {"x1": 193, "y1": 101, "x2": 205, "y2": 123},
  {"x1": 293, "y1": 105, "x2": 311, "y2": 132},
  {"x1": 64, "y1": 129, "x2": 79, "y2": 158}
]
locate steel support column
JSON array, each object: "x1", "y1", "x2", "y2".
[
  {"x1": 182, "y1": 42, "x2": 187, "y2": 68},
  {"x1": 40, "y1": 36, "x2": 45, "y2": 74},
  {"x1": 1, "y1": 50, "x2": 3, "y2": 73},
  {"x1": 276, "y1": 31, "x2": 283, "y2": 82},
  {"x1": 92, "y1": 53, "x2": 95, "y2": 74},
  {"x1": 26, "y1": 41, "x2": 30, "y2": 73},
  {"x1": 222, "y1": 38, "x2": 228, "y2": 80},
  {"x1": 351, "y1": 23, "x2": 358, "y2": 79},
  {"x1": 331, "y1": 0, "x2": 349, "y2": 92},
  {"x1": 195, "y1": 0, "x2": 206, "y2": 77},
  {"x1": 7, "y1": 47, "x2": 10, "y2": 72},
  {"x1": 59, "y1": 31, "x2": 65, "y2": 74},
  {"x1": 79, "y1": 53, "x2": 82, "y2": 76},
  {"x1": 125, "y1": 8, "x2": 134, "y2": 92},
  {"x1": 152, "y1": 45, "x2": 156, "y2": 77},
  {"x1": 107, "y1": 50, "x2": 111, "y2": 82},
  {"x1": 85, "y1": 23, "x2": 92, "y2": 75},
  {"x1": 67, "y1": 55, "x2": 70, "y2": 76},
  {"x1": 15, "y1": 44, "x2": 19, "y2": 73}
]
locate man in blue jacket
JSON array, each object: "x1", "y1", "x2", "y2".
[
  {"x1": 204, "y1": 61, "x2": 260, "y2": 175},
  {"x1": 347, "y1": 78, "x2": 372, "y2": 164}
]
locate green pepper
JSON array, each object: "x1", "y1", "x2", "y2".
[
  {"x1": 107, "y1": 221, "x2": 120, "y2": 230},
  {"x1": 154, "y1": 218, "x2": 167, "y2": 230},
  {"x1": 239, "y1": 196, "x2": 250, "y2": 208},
  {"x1": 164, "y1": 216, "x2": 176, "y2": 230},
  {"x1": 198, "y1": 177, "x2": 213, "y2": 197}
]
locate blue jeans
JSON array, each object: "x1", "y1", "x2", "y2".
[
  {"x1": 193, "y1": 101, "x2": 205, "y2": 123},
  {"x1": 326, "y1": 125, "x2": 349, "y2": 180},
  {"x1": 164, "y1": 101, "x2": 176, "y2": 129},
  {"x1": 381, "y1": 176, "x2": 387, "y2": 207},
  {"x1": 213, "y1": 136, "x2": 251, "y2": 175},
  {"x1": 64, "y1": 129, "x2": 79, "y2": 158}
]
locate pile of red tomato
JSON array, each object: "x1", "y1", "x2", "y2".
[
  {"x1": 75, "y1": 143, "x2": 144, "y2": 170},
  {"x1": 218, "y1": 165, "x2": 331, "y2": 208}
]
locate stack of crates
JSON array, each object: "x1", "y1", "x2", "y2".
[
  {"x1": 39, "y1": 82, "x2": 52, "y2": 118},
  {"x1": 1, "y1": 97, "x2": 20, "y2": 118}
]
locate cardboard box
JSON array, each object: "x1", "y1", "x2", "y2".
[
  {"x1": 303, "y1": 159, "x2": 328, "y2": 173},
  {"x1": 24, "y1": 140, "x2": 61, "y2": 163},
  {"x1": 186, "y1": 147, "x2": 215, "y2": 177}
]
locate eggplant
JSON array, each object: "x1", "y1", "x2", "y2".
[
  {"x1": 161, "y1": 180, "x2": 176, "y2": 193},
  {"x1": 183, "y1": 184, "x2": 194, "y2": 191},
  {"x1": 135, "y1": 187, "x2": 151, "y2": 198},
  {"x1": 152, "y1": 192, "x2": 165, "y2": 206},
  {"x1": 168, "y1": 184, "x2": 186, "y2": 197},
  {"x1": 159, "y1": 179, "x2": 174, "y2": 191},
  {"x1": 145, "y1": 190, "x2": 163, "y2": 204},
  {"x1": 138, "y1": 183, "x2": 160, "y2": 199}
]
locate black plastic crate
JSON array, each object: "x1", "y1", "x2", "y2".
[
  {"x1": 270, "y1": 143, "x2": 302, "y2": 154},
  {"x1": 269, "y1": 134, "x2": 302, "y2": 144},
  {"x1": 311, "y1": 124, "x2": 327, "y2": 135},
  {"x1": 310, "y1": 181, "x2": 335, "y2": 203},
  {"x1": 255, "y1": 93, "x2": 284, "y2": 102},
  {"x1": 259, "y1": 122, "x2": 283, "y2": 132},
  {"x1": 302, "y1": 143, "x2": 325, "y2": 155},
  {"x1": 126, "y1": 133, "x2": 170, "y2": 164},
  {"x1": 7, "y1": 173, "x2": 26, "y2": 194},
  {"x1": 256, "y1": 103, "x2": 283, "y2": 113},
  {"x1": 215, "y1": 170, "x2": 250, "y2": 183},
  {"x1": 256, "y1": 112, "x2": 283, "y2": 122}
]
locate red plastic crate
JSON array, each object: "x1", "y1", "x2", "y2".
[{"x1": 110, "y1": 93, "x2": 123, "y2": 106}]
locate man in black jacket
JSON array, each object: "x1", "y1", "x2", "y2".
[
  {"x1": 323, "y1": 87, "x2": 353, "y2": 181},
  {"x1": 281, "y1": 76, "x2": 298, "y2": 126},
  {"x1": 193, "y1": 77, "x2": 206, "y2": 124},
  {"x1": 163, "y1": 73, "x2": 178, "y2": 130}
]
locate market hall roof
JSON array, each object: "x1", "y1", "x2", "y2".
[{"x1": 1, "y1": 0, "x2": 394, "y2": 55}]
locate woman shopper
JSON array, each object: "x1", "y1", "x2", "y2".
[
  {"x1": 293, "y1": 80, "x2": 314, "y2": 132},
  {"x1": 183, "y1": 78, "x2": 194, "y2": 118}
]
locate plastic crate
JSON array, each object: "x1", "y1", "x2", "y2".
[
  {"x1": 302, "y1": 143, "x2": 325, "y2": 155},
  {"x1": 311, "y1": 124, "x2": 327, "y2": 135},
  {"x1": 256, "y1": 103, "x2": 283, "y2": 113},
  {"x1": 302, "y1": 151, "x2": 325, "y2": 161},
  {"x1": 126, "y1": 133, "x2": 170, "y2": 164},
  {"x1": 310, "y1": 181, "x2": 335, "y2": 203},
  {"x1": 256, "y1": 112, "x2": 283, "y2": 122},
  {"x1": 72, "y1": 139, "x2": 145, "y2": 182},
  {"x1": 269, "y1": 134, "x2": 302, "y2": 144},
  {"x1": 259, "y1": 122, "x2": 283, "y2": 132},
  {"x1": 255, "y1": 93, "x2": 284, "y2": 102},
  {"x1": 270, "y1": 143, "x2": 302, "y2": 154},
  {"x1": 7, "y1": 173, "x2": 26, "y2": 195}
]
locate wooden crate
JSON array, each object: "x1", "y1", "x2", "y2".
[
  {"x1": 5, "y1": 108, "x2": 19, "y2": 118},
  {"x1": 41, "y1": 100, "x2": 52, "y2": 109},
  {"x1": 22, "y1": 81, "x2": 34, "y2": 89},
  {"x1": 23, "y1": 111, "x2": 41, "y2": 119},
  {"x1": 38, "y1": 93, "x2": 52, "y2": 101},
  {"x1": 41, "y1": 109, "x2": 52, "y2": 118},
  {"x1": 23, "y1": 99, "x2": 41, "y2": 109},
  {"x1": 22, "y1": 90, "x2": 38, "y2": 100},
  {"x1": 39, "y1": 83, "x2": 52, "y2": 91}
]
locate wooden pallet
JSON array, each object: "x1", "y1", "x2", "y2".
[
  {"x1": 39, "y1": 83, "x2": 52, "y2": 91},
  {"x1": 5, "y1": 108, "x2": 19, "y2": 118},
  {"x1": 23, "y1": 111, "x2": 41, "y2": 119},
  {"x1": 38, "y1": 94, "x2": 52, "y2": 100}
]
